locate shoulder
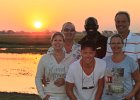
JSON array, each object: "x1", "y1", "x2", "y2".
[
  {"x1": 125, "y1": 55, "x2": 135, "y2": 62},
  {"x1": 69, "y1": 60, "x2": 80, "y2": 70},
  {"x1": 73, "y1": 42, "x2": 81, "y2": 49},
  {"x1": 129, "y1": 33, "x2": 140, "y2": 42},
  {"x1": 98, "y1": 31, "x2": 108, "y2": 39},
  {"x1": 47, "y1": 46, "x2": 54, "y2": 54},
  {"x1": 95, "y1": 58, "x2": 106, "y2": 66},
  {"x1": 103, "y1": 55, "x2": 111, "y2": 60},
  {"x1": 95, "y1": 58, "x2": 106, "y2": 72},
  {"x1": 40, "y1": 54, "x2": 50, "y2": 61}
]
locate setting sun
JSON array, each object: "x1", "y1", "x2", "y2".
[{"x1": 34, "y1": 21, "x2": 42, "y2": 29}]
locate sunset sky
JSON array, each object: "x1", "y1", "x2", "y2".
[{"x1": 0, "y1": 0, "x2": 140, "y2": 32}]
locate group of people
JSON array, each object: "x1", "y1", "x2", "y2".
[{"x1": 35, "y1": 11, "x2": 140, "y2": 100}]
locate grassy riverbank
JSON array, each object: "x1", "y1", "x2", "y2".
[
  {"x1": 0, "y1": 92, "x2": 41, "y2": 100},
  {"x1": 0, "y1": 33, "x2": 84, "y2": 54}
]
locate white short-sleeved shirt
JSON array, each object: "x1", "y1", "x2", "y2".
[
  {"x1": 66, "y1": 58, "x2": 106, "y2": 100},
  {"x1": 106, "y1": 32, "x2": 140, "y2": 62}
]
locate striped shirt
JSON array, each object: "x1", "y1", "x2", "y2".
[{"x1": 106, "y1": 32, "x2": 140, "y2": 62}]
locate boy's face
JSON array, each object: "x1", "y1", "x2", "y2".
[{"x1": 81, "y1": 47, "x2": 96, "y2": 64}]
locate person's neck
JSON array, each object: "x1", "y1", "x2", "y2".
[
  {"x1": 65, "y1": 40, "x2": 74, "y2": 45},
  {"x1": 82, "y1": 59, "x2": 95, "y2": 69},
  {"x1": 120, "y1": 30, "x2": 130, "y2": 39},
  {"x1": 81, "y1": 59, "x2": 95, "y2": 75},
  {"x1": 54, "y1": 49, "x2": 63, "y2": 55},
  {"x1": 112, "y1": 52, "x2": 125, "y2": 63},
  {"x1": 64, "y1": 40, "x2": 74, "y2": 53},
  {"x1": 54, "y1": 49, "x2": 64, "y2": 63}
]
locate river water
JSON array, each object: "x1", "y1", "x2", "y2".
[{"x1": 0, "y1": 53, "x2": 42, "y2": 94}]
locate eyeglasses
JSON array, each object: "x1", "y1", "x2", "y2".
[
  {"x1": 109, "y1": 43, "x2": 122, "y2": 45},
  {"x1": 82, "y1": 70, "x2": 95, "y2": 90},
  {"x1": 63, "y1": 28, "x2": 75, "y2": 32}
]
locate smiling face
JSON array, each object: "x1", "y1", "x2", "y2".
[
  {"x1": 61, "y1": 22, "x2": 76, "y2": 41},
  {"x1": 115, "y1": 13, "x2": 130, "y2": 34},
  {"x1": 51, "y1": 33, "x2": 65, "y2": 50},
  {"x1": 110, "y1": 35, "x2": 124, "y2": 54},
  {"x1": 81, "y1": 47, "x2": 96, "y2": 64}
]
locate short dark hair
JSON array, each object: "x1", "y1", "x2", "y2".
[
  {"x1": 84, "y1": 17, "x2": 99, "y2": 31},
  {"x1": 115, "y1": 11, "x2": 130, "y2": 24},
  {"x1": 80, "y1": 40, "x2": 97, "y2": 51}
]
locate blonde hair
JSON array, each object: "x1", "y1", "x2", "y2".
[{"x1": 51, "y1": 32, "x2": 65, "y2": 41}]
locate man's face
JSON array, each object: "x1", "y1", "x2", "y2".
[
  {"x1": 62, "y1": 23, "x2": 76, "y2": 41},
  {"x1": 115, "y1": 14, "x2": 130, "y2": 34},
  {"x1": 85, "y1": 18, "x2": 98, "y2": 36}
]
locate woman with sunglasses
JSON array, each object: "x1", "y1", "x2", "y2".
[
  {"x1": 66, "y1": 40, "x2": 106, "y2": 100},
  {"x1": 102, "y1": 34, "x2": 140, "y2": 100}
]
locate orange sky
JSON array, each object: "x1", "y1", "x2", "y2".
[{"x1": 0, "y1": 0, "x2": 140, "y2": 32}]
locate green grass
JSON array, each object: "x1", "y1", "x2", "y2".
[
  {"x1": 0, "y1": 33, "x2": 85, "y2": 54},
  {"x1": 0, "y1": 92, "x2": 41, "y2": 100}
]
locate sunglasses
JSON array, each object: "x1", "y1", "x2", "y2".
[
  {"x1": 82, "y1": 69, "x2": 95, "y2": 90},
  {"x1": 63, "y1": 28, "x2": 75, "y2": 32}
]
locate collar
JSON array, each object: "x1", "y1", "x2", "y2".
[{"x1": 127, "y1": 31, "x2": 133, "y2": 40}]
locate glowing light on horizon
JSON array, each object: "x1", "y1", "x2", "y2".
[{"x1": 34, "y1": 21, "x2": 42, "y2": 29}]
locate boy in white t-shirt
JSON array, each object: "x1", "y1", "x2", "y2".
[{"x1": 66, "y1": 40, "x2": 106, "y2": 100}]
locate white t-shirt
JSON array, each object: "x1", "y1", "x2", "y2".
[{"x1": 66, "y1": 58, "x2": 106, "y2": 100}]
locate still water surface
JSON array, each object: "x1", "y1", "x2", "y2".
[{"x1": 0, "y1": 53, "x2": 42, "y2": 94}]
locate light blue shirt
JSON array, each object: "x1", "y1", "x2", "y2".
[{"x1": 102, "y1": 55, "x2": 138, "y2": 100}]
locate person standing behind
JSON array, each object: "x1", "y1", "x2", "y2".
[
  {"x1": 66, "y1": 40, "x2": 106, "y2": 100},
  {"x1": 106, "y1": 11, "x2": 140, "y2": 99},
  {"x1": 42, "y1": 22, "x2": 81, "y2": 88},
  {"x1": 102, "y1": 34, "x2": 140, "y2": 100},
  {"x1": 35, "y1": 32, "x2": 73, "y2": 100},
  {"x1": 79, "y1": 17, "x2": 108, "y2": 59},
  {"x1": 47, "y1": 22, "x2": 81, "y2": 60}
]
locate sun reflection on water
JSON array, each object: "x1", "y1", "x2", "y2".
[{"x1": 0, "y1": 53, "x2": 42, "y2": 94}]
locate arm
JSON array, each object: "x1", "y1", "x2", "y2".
[
  {"x1": 95, "y1": 77, "x2": 105, "y2": 100},
  {"x1": 35, "y1": 55, "x2": 47, "y2": 99},
  {"x1": 125, "y1": 69, "x2": 140, "y2": 99},
  {"x1": 138, "y1": 59, "x2": 140, "y2": 72},
  {"x1": 66, "y1": 82, "x2": 77, "y2": 100},
  {"x1": 54, "y1": 78, "x2": 65, "y2": 87}
]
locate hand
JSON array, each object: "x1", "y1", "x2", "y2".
[
  {"x1": 123, "y1": 92, "x2": 134, "y2": 100},
  {"x1": 54, "y1": 78, "x2": 65, "y2": 87},
  {"x1": 43, "y1": 95, "x2": 50, "y2": 100},
  {"x1": 42, "y1": 74, "x2": 46, "y2": 86}
]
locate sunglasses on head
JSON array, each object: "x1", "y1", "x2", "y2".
[{"x1": 63, "y1": 28, "x2": 75, "y2": 32}]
